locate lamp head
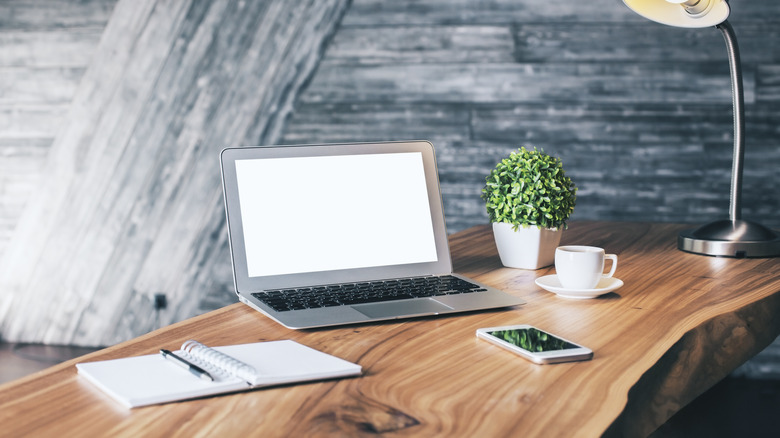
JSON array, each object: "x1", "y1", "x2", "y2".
[{"x1": 622, "y1": 0, "x2": 730, "y2": 28}]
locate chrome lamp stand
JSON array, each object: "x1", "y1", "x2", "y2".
[{"x1": 677, "y1": 21, "x2": 780, "y2": 257}]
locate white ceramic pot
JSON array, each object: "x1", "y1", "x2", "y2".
[{"x1": 492, "y1": 222, "x2": 563, "y2": 270}]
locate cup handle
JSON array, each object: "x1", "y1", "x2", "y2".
[{"x1": 603, "y1": 254, "x2": 618, "y2": 278}]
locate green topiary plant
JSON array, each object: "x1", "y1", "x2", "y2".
[{"x1": 482, "y1": 147, "x2": 577, "y2": 231}]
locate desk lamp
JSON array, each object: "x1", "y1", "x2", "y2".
[{"x1": 621, "y1": 0, "x2": 780, "y2": 257}]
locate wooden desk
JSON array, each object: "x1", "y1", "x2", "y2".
[{"x1": 2, "y1": 222, "x2": 779, "y2": 437}]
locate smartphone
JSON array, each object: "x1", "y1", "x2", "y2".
[{"x1": 476, "y1": 324, "x2": 593, "y2": 364}]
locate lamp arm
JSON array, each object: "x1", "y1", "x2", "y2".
[{"x1": 716, "y1": 20, "x2": 745, "y2": 222}]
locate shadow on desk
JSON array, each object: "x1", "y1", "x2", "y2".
[{"x1": 652, "y1": 377, "x2": 780, "y2": 437}]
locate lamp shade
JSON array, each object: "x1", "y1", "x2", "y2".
[{"x1": 622, "y1": 0, "x2": 730, "y2": 28}]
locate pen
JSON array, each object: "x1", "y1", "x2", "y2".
[{"x1": 160, "y1": 349, "x2": 214, "y2": 382}]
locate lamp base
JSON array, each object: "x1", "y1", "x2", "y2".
[{"x1": 678, "y1": 219, "x2": 780, "y2": 258}]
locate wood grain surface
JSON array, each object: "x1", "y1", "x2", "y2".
[{"x1": 1, "y1": 221, "x2": 778, "y2": 437}]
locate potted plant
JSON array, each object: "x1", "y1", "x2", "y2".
[{"x1": 482, "y1": 147, "x2": 577, "y2": 269}]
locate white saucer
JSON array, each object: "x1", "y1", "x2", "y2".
[{"x1": 535, "y1": 275, "x2": 624, "y2": 299}]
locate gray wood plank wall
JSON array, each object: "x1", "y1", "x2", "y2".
[
  {"x1": 0, "y1": 0, "x2": 115, "y2": 256},
  {"x1": 0, "y1": 0, "x2": 778, "y2": 380},
  {"x1": 285, "y1": 0, "x2": 780, "y2": 234},
  {"x1": 0, "y1": 0, "x2": 351, "y2": 346}
]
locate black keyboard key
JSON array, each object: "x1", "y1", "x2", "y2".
[{"x1": 252, "y1": 275, "x2": 486, "y2": 312}]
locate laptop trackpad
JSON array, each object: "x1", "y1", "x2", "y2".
[{"x1": 353, "y1": 298, "x2": 453, "y2": 319}]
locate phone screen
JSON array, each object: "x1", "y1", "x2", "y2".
[{"x1": 486, "y1": 328, "x2": 579, "y2": 352}]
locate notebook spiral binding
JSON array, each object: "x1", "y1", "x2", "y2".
[{"x1": 181, "y1": 340, "x2": 259, "y2": 382}]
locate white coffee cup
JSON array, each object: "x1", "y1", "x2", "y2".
[{"x1": 554, "y1": 246, "x2": 618, "y2": 290}]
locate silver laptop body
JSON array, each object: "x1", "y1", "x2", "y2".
[{"x1": 220, "y1": 140, "x2": 524, "y2": 329}]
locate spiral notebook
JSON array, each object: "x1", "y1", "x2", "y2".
[{"x1": 76, "y1": 340, "x2": 361, "y2": 408}]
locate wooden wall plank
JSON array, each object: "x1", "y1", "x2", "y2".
[
  {"x1": 301, "y1": 62, "x2": 740, "y2": 104},
  {"x1": 0, "y1": 105, "x2": 68, "y2": 138},
  {"x1": 341, "y1": 0, "x2": 640, "y2": 26},
  {"x1": 0, "y1": 0, "x2": 115, "y2": 29},
  {"x1": 281, "y1": 102, "x2": 471, "y2": 144},
  {"x1": 0, "y1": 30, "x2": 104, "y2": 67},
  {"x1": 325, "y1": 25, "x2": 515, "y2": 64},
  {"x1": 757, "y1": 65, "x2": 780, "y2": 102},
  {"x1": 513, "y1": 23, "x2": 780, "y2": 64},
  {"x1": 0, "y1": 67, "x2": 84, "y2": 104}
]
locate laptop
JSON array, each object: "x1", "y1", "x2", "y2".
[{"x1": 220, "y1": 140, "x2": 525, "y2": 328}]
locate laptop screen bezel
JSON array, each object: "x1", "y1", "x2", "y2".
[{"x1": 219, "y1": 140, "x2": 453, "y2": 293}]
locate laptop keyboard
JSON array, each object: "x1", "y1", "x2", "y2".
[{"x1": 252, "y1": 275, "x2": 487, "y2": 312}]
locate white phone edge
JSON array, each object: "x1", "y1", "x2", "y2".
[{"x1": 476, "y1": 324, "x2": 593, "y2": 365}]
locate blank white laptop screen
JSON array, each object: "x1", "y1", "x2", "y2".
[{"x1": 234, "y1": 152, "x2": 438, "y2": 278}]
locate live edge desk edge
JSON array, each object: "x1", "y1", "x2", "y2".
[{"x1": 1, "y1": 221, "x2": 779, "y2": 437}]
